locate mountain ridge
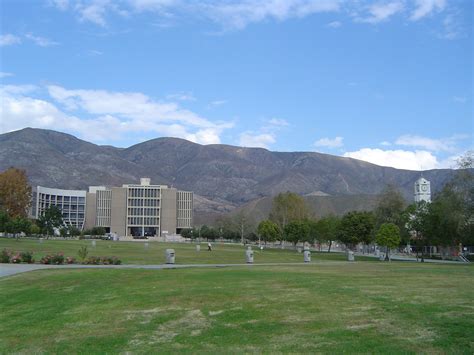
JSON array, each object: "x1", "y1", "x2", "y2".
[{"x1": 0, "y1": 128, "x2": 458, "y2": 219}]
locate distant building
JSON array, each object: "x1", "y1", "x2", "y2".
[
  {"x1": 31, "y1": 186, "x2": 87, "y2": 230},
  {"x1": 31, "y1": 178, "x2": 193, "y2": 237},
  {"x1": 414, "y1": 177, "x2": 431, "y2": 203}
]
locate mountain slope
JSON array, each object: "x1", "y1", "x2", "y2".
[{"x1": 0, "y1": 128, "x2": 457, "y2": 216}]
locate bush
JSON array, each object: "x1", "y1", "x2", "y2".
[
  {"x1": 40, "y1": 255, "x2": 53, "y2": 264},
  {"x1": 51, "y1": 252, "x2": 65, "y2": 265},
  {"x1": 86, "y1": 256, "x2": 101, "y2": 265},
  {"x1": 20, "y1": 251, "x2": 34, "y2": 264},
  {"x1": 78, "y1": 246, "x2": 88, "y2": 263},
  {"x1": 11, "y1": 253, "x2": 22, "y2": 264},
  {"x1": 111, "y1": 256, "x2": 122, "y2": 265},
  {"x1": 66, "y1": 256, "x2": 76, "y2": 264},
  {"x1": 0, "y1": 249, "x2": 11, "y2": 263}
]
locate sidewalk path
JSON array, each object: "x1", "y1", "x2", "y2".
[{"x1": 1, "y1": 262, "x2": 315, "y2": 278}]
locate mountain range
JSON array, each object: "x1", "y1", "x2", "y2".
[{"x1": 0, "y1": 128, "x2": 458, "y2": 223}]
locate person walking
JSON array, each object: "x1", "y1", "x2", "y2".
[{"x1": 207, "y1": 242, "x2": 212, "y2": 251}]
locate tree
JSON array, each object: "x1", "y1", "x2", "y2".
[
  {"x1": 6, "y1": 216, "x2": 32, "y2": 239},
  {"x1": 0, "y1": 210, "x2": 10, "y2": 233},
  {"x1": 180, "y1": 228, "x2": 193, "y2": 238},
  {"x1": 337, "y1": 211, "x2": 375, "y2": 250},
  {"x1": 37, "y1": 205, "x2": 63, "y2": 238},
  {"x1": 0, "y1": 168, "x2": 32, "y2": 218},
  {"x1": 269, "y1": 192, "x2": 311, "y2": 229},
  {"x1": 374, "y1": 185, "x2": 406, "y2": 229},
  {"x1": 284, "y1": 220, "x2": 310, "y2": 246},
  {"x1": 314, "y1": 215, "x2": 340, "y2": 252},
  {"x1": 404, "y1": 201, "x2": 430, "y2": 261},
  {"x1": 29, "y1": 223, "x2": 41, "y2": 236},
  {"x1": 257, "y1": 220, "x2": 281, "y2": 244},
  {"x1": 376, "y1": 223, "x2": 401, "y2": 261},
  {"x1": 200, "y1": 225, "x2": 219, "y2": 240}
]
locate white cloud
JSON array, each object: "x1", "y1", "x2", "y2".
[
  {"x1": 208, "y1": 99, "x2": 227, "y2": 108},
  {"x1": 395, "y1": 134, "x2": 468, "y2": 152},
  {"x1": 314, "y1": 136, "x2": 344, "y2": 148},
  {"x1": 0, "y1": 34, "x2": 21, "y2": 46},
  {"x1": 380, "y1": 141, "x2": 391, "y2": 146},
  {"x1": 75, "y1": 0, "x2": 113, "y2": 26},
  {"x1": 1, "y1": 84, "x2": 233, "y2": 145},
  {"x1": 440, "y1": 13, "x2": 462, "y2": 40},
  {"x1": 410, "y1": 0, "x2": 446, "y2": 21},
  {"x1": 239, "y1": 132, "x2": 275, "y2": 148},
  {"x1": 0, "y1": 72, "x2": 14, "y2": 78},
  {"x1": 267, "y1": 118, "x2": 289, "y2": 127},
  {"x1": 167, "y1": 92, "x2": 196, "y2": 101},
  {"x1": 25, "y1": 33, "x2": 59, "y2": 47},
  {"x1": 357, "y1": 1, "x2": 405, "y2": 24},
  {"x1": 327, "y1": 20, "x2": 342, "y2": 28},
  {"x1": 203, "y1": 0, "x2": 340, "y2": 30},
  {"x1": 49, "y1": 0, "x2": 69, "y2": 10},
  {"x1": 344, "y1": 148, "x2": 439, "y2": 170}
]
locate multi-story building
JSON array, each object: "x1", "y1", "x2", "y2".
[
  {"x1": 31, "y1": 186, "x2": 87, "y2": 230},
  {"x1": 32, "y1": 178, "x2": 193, "y2": 237}
]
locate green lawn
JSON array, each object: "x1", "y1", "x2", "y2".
[
  {"x1": 0, "y1": 238, "x2": 376, "y2": 264},
  {"x1": 1, "y1": 263, "x2": 473, "y2": 353}
]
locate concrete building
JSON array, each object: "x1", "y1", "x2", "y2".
[
  {"x1": 31, "y1": 186, "x2": 87, "y2": 230},
  {"x1": 33, "y1": 178, "x2": 193, "y2": 237},
  {"x1": 414, "y1": 177, "x2": 431, "y2": 203}
]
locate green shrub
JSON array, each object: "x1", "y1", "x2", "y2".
[
  {"x1": 0, "y1": 249, "x2": 11, "y2": 263},
  {"x1": 86, "y1": 256, "x2": 101, "y2": 265},
  {"x1": 20, "y1": 251, "x2": 34, "y2": 264},
  {"x1": 10, "y1": 253, "x2": 22, "y2": 264},
  {"x1": 78, "y1": 246, "x2": 88, "y2": 262},
  {"x1": 40, "y1": 255, "x2": 53, "y2": 264},
  {"x1": 66, "y1": 256, "x2": 76, "y2": 264},
  {"x1": 51, "y1": 253, "x2": 65, "y2": 265}
]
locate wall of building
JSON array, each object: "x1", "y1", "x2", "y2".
[
  {"x1": 177, "y1": 190, "x2": 193, "y2": 229},
  {"x1": 161, "y1": 188, "x2": 177, "y2": 236},
  {"x1": 110, "y1": 187, "x2": 127, "y2": 237},
  {"x1": 84, "y1": 192, "x2": 97, "y2": 230}
]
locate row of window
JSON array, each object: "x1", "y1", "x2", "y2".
[
  {"x1": 127, "y1": 217, "x2": 159, "y2": 226},
  {"x1": 127, "y1": 199, "x2": 161, "y2": 207},
  {"x1": 128, "y1": 188, "x2": 161, "y2": 198},
  {"x1": 127, "y1": 207, "x2": 159, "y2": 216},
  {"x1": 39, "y1": 195, "x2": 85, "y2": 204}
]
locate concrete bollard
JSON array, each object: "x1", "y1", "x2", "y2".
[
  {"x1": 166, "y1": 249, "x2": 175, "y2": 264},
  {"x1": 347, "y1": 251, "x2": 355, "y2": 262},
  {"x1": 246, "y1": 249, "x2": 254, "y2": 263},
  {"x1": 297, "y1": 247, "x2": 302, "y2": 253},
  {"x1": 304, "y1": 250, "x2": 311, "y2": 262},
  {"x1": 144, "y1": 242, "x2": 149, "y2": 249},
  {"x1": 91, "y1": 240, "x2": 96, "y2": 247},
  {"x1": 196, "y1": 244, "x2": 201, "y2": 252},
  {"x1": 39, "y1": 238, "x2": 43, "y2": 244}
]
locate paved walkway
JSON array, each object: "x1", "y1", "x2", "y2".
[
  {"x1": 1, "y1": 255, "x2": 470, "y2": 279},
  {"x1": 0, "y1": 262, "x2": 317, "y2": 279}
]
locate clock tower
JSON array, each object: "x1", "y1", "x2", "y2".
[{"x1": 414, "y1": 177, "x2": 431, "y2": 203}]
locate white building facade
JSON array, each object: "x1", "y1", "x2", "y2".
[{"x1": 414, "y1": 177, "x2": 431, "y2": 203}]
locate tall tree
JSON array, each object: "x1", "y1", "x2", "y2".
[
  {"x1": 269, "y1": 192, "x2": 311, "y2": 229},
  {"x1": 37, "y1": 205, "x2": 63, "y2": 238},
  {"x1": 257, "y1": 220, "x2": 281, "y2": 244},
  {"x1": 0, "y1": 168, "x2": 32, "y2": 218},
  {"x1": 314, "y1": 215, "x2": 340, "y2": 252},
  {"x1": 374, "y1": 184, "x2": 406, "y2": 229},
  {"x1": 337, "y1": 211, "x2": 375, "y2": 250},
  {"x1": 376, "y1": 223, "x2": 401, "y2": 260},
  {"x1": 284, "y1": 220, "x2": 310, "y2": 246}
]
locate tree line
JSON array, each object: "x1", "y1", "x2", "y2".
[{"x1": 183, "y1": 152, "x2": 473, "y2": 259}]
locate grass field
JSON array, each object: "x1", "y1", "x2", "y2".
[
  {"x1": 0, "y1": 238, "x2": 376, "y2": 264},
  {"x1": 1, "y1": 262, "x2": 473, "y2": 353}
]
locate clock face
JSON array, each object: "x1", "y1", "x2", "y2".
[{"x1": 421, "y1": 185, "x2": 428, "y2": 192}]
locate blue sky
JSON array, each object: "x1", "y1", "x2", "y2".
[{"x1": 0, "y1": 0, "x2": 472, "y2": 170}]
